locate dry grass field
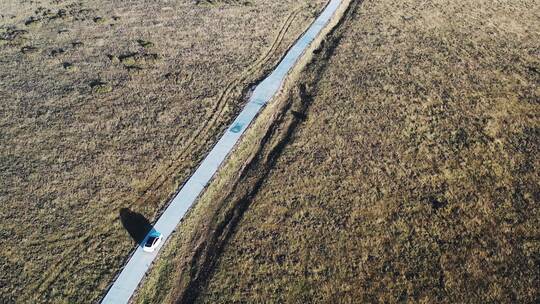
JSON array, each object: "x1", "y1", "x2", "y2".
[
  {"x1": 138, "y1": 0, "x2": 540, "y2": 303},
  {"x1": 0, "y1": 0, "x2": 327, "y2": 302}
]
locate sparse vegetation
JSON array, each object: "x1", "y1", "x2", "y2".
[
  {"x1": 3, "y1": 0, "x2": 538, "y2": 302},
  {"x1": 138, "y1": 0, "x2": 540, "y2": 303},
  {"x1": 0, "y1": 0, "x2": 326, "y2": 302},
  {"x1": 137, "y1": 39, "x2": 154, "y2": 49}
]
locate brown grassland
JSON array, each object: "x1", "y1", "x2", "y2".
[
  {"x1": 137, "y1": 0, "x2": 539, "y2": 303},
  {"x1": 0, "y1": 0, "x2": 327, "y2": 302}
]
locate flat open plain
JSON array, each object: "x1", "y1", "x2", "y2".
[
  {"x1": 137, "y1": 0, "x2": 540, "y2": 302},
  {"x1": 0, "y1": 0, "x2": 326, "y2": 302}
]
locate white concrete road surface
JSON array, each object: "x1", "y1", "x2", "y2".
[{"x1": 101, "y1": 0, "x2": 343, "y2": 303}]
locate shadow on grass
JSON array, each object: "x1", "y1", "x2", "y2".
[{"x1": 119, "y1": 208, "x2": 152, "y2": 246}]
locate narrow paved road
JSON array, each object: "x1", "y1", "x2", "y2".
[{"x1": 101, "y1": 1, "x2": 343, "y2": 303}]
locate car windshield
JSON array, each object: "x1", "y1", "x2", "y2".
[{"x1": 144, "y1": 236, "x2": 157, "y2": 247}]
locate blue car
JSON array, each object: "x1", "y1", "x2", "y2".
[{"x1": 142, "y1": 230, "x2": 163, "y2": 253}]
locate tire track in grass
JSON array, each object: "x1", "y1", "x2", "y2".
[
  {"x1": 102, "y1": 1, "x2": 347, "y2": 302},
  {"x1": 132, "y1": 5, "x2": 308, "y2": 207},
  {"x1": 173, "y1": 3, "x2": 356, "y2": 301},
  {"x1": 21, "y1": 5, "x2": 309, "y2": 299}
]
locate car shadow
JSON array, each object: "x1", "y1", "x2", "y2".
[{"x1": 119, "y1": 208, "x2": 153, "y2": 247}]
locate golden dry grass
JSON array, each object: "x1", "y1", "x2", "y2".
[
  {"x1": 138, "y1": 0, "x2": 539, "y2": 302},
  {"x1": 0, "y1": 0, "x2": 326, "y2": 302},
  {"x1": 201, "y1": 0, "x2": 540, "y2": 302},
  {"x1": 132, "y1": 2, "x2": 351, "y2": 302}
]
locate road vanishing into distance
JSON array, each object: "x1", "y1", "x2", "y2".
[{"x1": 101, "y1": 0, "x2": 343, "y2": 302}]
